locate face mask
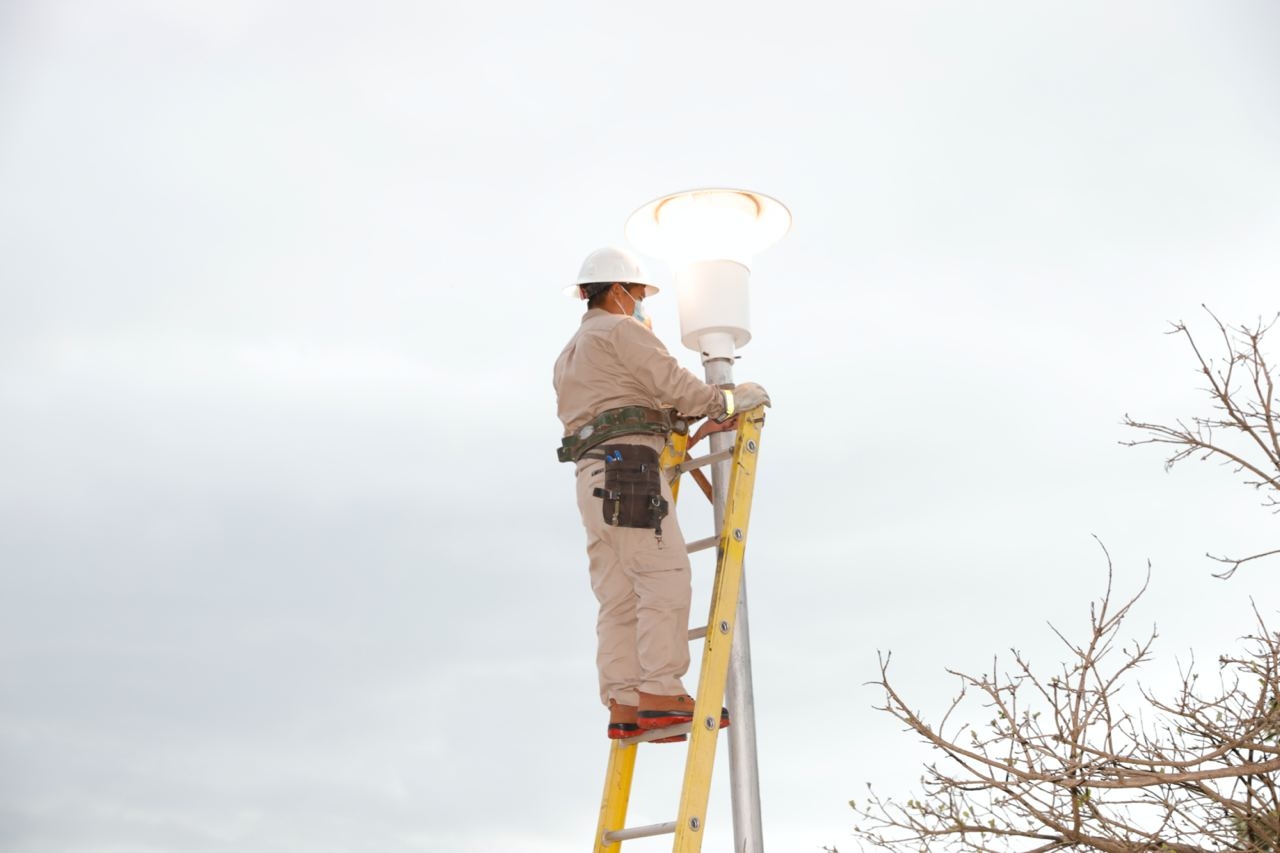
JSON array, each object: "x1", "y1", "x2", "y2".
[{"x1": 614, "y1": 286, "x2": 653, "y2": 331}]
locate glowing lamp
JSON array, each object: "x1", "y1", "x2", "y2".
[{"x1": 626, "y1": 188, "x2": 791, "y2": 361}]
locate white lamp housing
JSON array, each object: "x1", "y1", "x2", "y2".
[
  {"x1": 626, "y1": 188, "x2": 790, "y2": 361},
  {"x1": 674, "y1": 259, "x2": 751, "y2": 358}
]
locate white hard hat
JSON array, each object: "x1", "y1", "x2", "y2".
[{"x1": 565, "y1": 246, "x2": 660, "y2": 298}]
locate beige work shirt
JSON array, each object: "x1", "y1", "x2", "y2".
[{"x1": 554, "y1": 309, "x2": 726, "y2": 436}]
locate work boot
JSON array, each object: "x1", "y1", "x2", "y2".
[
  {"x1": 609, "y1": 699, "x2": 686, "y2": 743},
  {"x1": 608, "y1": 700, "x2": 639, "y2": 739},
  {"x1": 637, "y1": 692, "x2": 730, "y2": 731}
]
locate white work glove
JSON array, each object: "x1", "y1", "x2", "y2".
[
  {"x1": 717, "y1": 382, "x2": 771, "y2": 420},
  {"x1": 733, "y1": 382, "x2": 771, "y2": 411}
]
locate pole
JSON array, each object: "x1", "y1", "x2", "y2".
[{"x1": 703, "y1": 354, "x2": 765, "y2": 853}]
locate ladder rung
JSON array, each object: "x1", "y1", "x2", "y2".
[
  {"x1": 602, "y1": 821, "x2": 677, "y2": 843},
  {"x1": 674, "y1": 447, "x2": 733, "y2": 474},
  {"x1": 689, "y1": 625, "x2": 707, "y2": 640},
  {"x1": 619, "y1": 721, "x2": 692, "y2": 745},
  {"x1": 685, "y1": 535, "x2": 716, "y2": 554}
]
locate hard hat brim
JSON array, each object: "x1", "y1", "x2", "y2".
[{"x1": 563, "y1": 282, "x2": 660, "y2": 299}]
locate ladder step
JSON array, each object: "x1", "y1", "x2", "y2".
[
  {"x1": 685, "y1": 535, "x2": 716, "y2": 554},
  {"x1": 689, "y1": 625, "x2": 707, "y2": 640},
  {"x1": 674, "y1": 447, "x2": 733, "y2": 474},
  {"x1": 619, "y1": 721, "x2": 692, "y2": 746},
  {"x1": 602, "y1": 821, "x2": 677, "y2": 843}
]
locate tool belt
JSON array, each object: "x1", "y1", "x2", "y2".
[
  {"x1": 589, "y1": 444, "x2": 670, "y2": 537},
  {"x1": 556, "y1": 406, "x2": 689, "y2": 464}
]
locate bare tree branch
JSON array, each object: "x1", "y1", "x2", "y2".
[
  {"x1": 1122, "y1": 308, "x2": 1280, "y2": 576},
  {"x1": 851, "y1": 567, "x2": 1280, "y2": 853},
  {"x1": 835, "y1": 312, "x2": 1280, "y2": 853}
]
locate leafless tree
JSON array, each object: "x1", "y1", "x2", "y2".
[
  {"x1": 841, "y1": 554, "x2": 1280, "y2": 853},
  {"x1": 831, "y1": 313, "x2": 1280, "y2": 853},
  {"x1": 1123, "y1": 308, "x2": 1280, "y2": 578}
]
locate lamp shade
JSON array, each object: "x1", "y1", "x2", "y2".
[{"x1": 625, "y1": 188, "x2": 791, "y2": 267}]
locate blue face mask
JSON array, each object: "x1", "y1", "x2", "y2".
[{"x1": 616, "y1": 286, "x2": 652, "y2": 331}]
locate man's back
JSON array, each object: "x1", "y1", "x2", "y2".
[{"x1": 554, "y1": 308, "x2": 721, "y2": 436}]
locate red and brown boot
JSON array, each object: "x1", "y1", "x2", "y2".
[
  {"x1": 637, "y1": 692, "x2": 730, "y2": 732},
  {"x1": 609, "y1": 699, "x2": 687, "y2": 743},
  {"x1": 608, "y1": 700, "x2": 640, "y2": 740}
]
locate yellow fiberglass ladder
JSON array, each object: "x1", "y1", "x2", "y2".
[{"x1": 593, "y1": 407, "x2": 766, "y2": 853}]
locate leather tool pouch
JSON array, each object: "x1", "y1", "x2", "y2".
[{"x1": 592, "y1": 444, "x2": 670, "y2": 536}]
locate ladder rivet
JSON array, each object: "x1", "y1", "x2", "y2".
[
  {"x1": 689, "y1": 817, "x2": 701, "y2": 831},
  {"x1": 705, "y1": 715, "x2": 716, "y2": 730},
  {"x1": 733, "y1": 529, "x2": 743, "y2": 541},
  {"x1": 746, "y1": 439, "x2": 757, "y2": 453},
  {"x1": 719, "y1": 620, "x2": 729, "y2": 634}
]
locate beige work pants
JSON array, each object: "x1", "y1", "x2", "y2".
[{"x1": 575, "y1": 439, "x2": 691, "y2": 708}]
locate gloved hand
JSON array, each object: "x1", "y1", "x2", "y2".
[
  {"x1": 714, "y1": 382, "x2": 771, "y2": 422},
  {"x1": 733, "y1": 382, "x2": 771, "y2": 412}
]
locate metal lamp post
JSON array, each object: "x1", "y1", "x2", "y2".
[{"x1": 626, "y1": 188, "x2": 791, "y2": 853}]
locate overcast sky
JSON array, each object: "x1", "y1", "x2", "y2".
[{"x1": 2, "y1": 2, "x2": 1280, "y2": 852}]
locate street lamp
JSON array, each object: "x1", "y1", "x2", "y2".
[
  {"x1": 626, "y1": 188, "x2": 791, "y2": 362},
  {"x1": 626, "y1": 187, "x2": 790, "y2": 853}
]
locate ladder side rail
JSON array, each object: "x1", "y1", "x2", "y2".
[
  {"x1": 662, "y1": 430, "x2": 691, "y2": 502},
  {"x1": 594, "y1": 743, "x2": 639, "y2": 853}
]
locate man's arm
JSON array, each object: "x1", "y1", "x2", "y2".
[{"x1": 612, "y1": 318, "x2": 728, "y2": 420}]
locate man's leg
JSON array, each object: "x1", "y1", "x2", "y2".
[
  {"x1": 619, "y1": 470, "x2": 692, "y2": 697},
  {"x1": 577, "y1": 459, "x2": 642, "y2": 707},
  {"x1": 616, "y1": 470, "x2": 729, "y2": 733},
  {"x1": 587, "y1": 536, "x2": 642, "y2": 707}
]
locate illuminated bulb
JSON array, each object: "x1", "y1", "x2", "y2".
[
  {"x1": 625, "y1": 187, "x2": 790, "y2": 360},
  {"x1": 626, "y1": 189, "x2": 790, "y2": 267}
]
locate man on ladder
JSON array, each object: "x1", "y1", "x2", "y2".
[{"x1": 553, "y1": 246, "x2": 771, "y2": 742}]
